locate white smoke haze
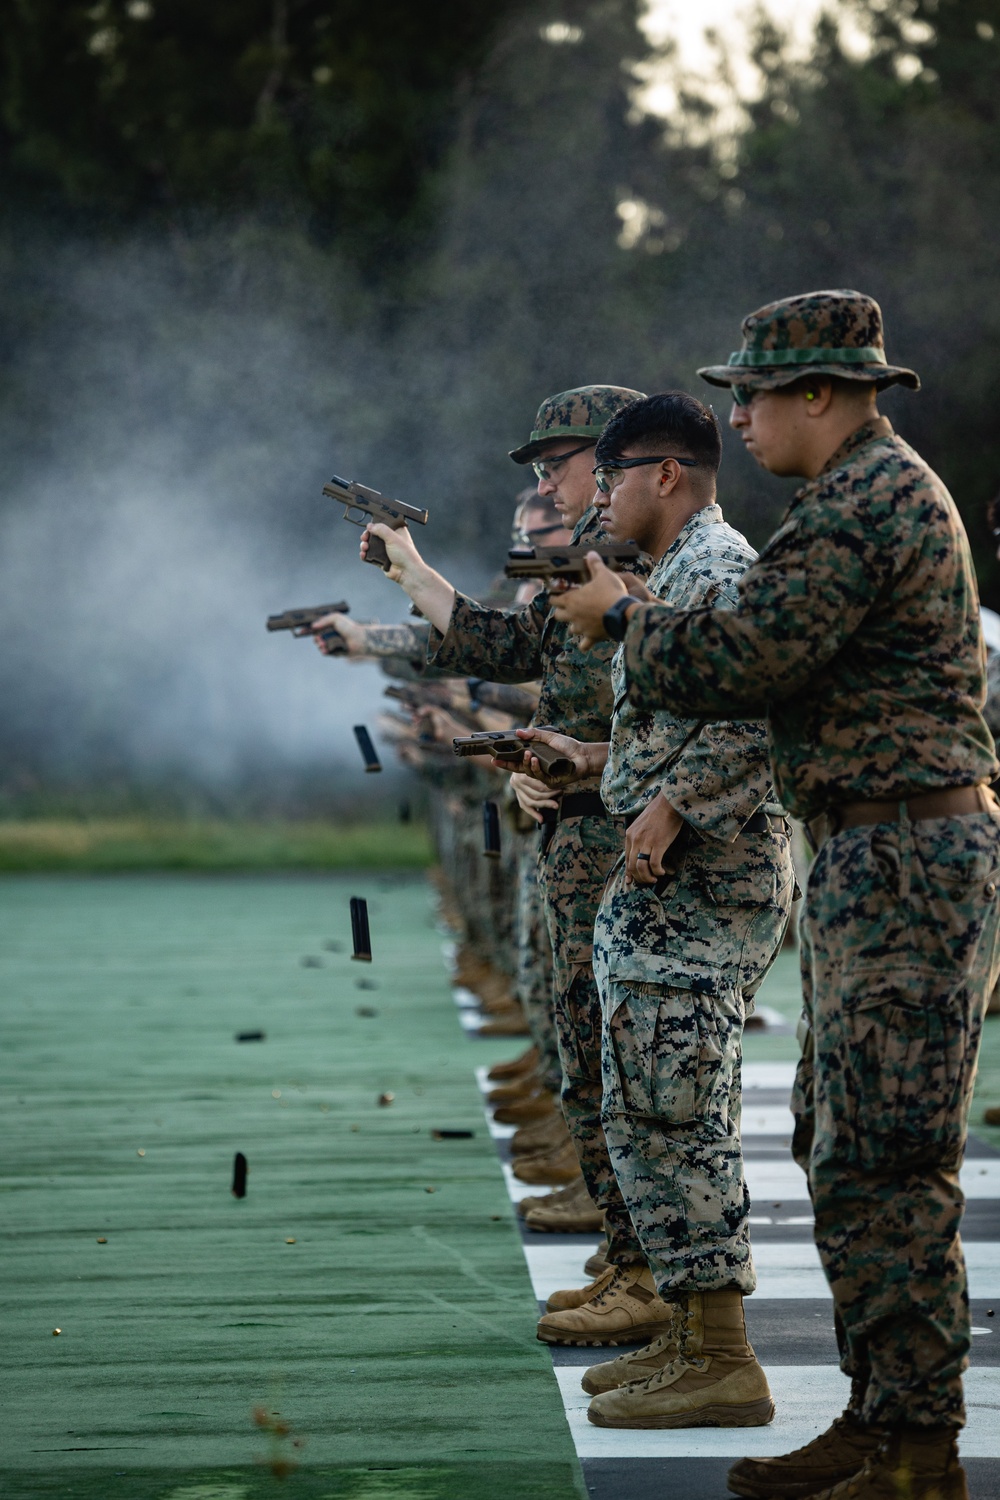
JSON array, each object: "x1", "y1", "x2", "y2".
[{"x1": 0, "y1": 233, "x2": 496, "y2": 812}]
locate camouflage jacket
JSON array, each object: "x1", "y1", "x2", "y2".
[
  {"x1": 620, "y1": 419, "x2": 998, "y2": 820},
  {"x1": 983, "y1": 650, "x2": 1000, "y2": 750},
  {"x1": 602, "y1": 506, "x2": 773, "y2": 840},
  {"x1": 428, "y1": 507, "x2": 622, "y2": 792}
]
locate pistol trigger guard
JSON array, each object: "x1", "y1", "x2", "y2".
[{"x1": 342, "y1": 506, "x2": 367, "y2": 528}]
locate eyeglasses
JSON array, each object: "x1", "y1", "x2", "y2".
[
  {"x1": 531, "y1": 442, "x2": 593, "y2": 481},
  {"x1": 519, "y1": 521, "x2": 567, "y2": 543},
  {"x1": 731, "y1": 385, "x2": 758, "y2": 408},
  {"x1": 592, "y1": 455, "x2": 697, "y2": 494}
]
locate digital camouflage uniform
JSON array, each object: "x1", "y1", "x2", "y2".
[
  {"x1": 619, "y1": 291, "x2": 1000, "y2": 1428},
  {"x1": 515, "y1": 828, "x2": 561, "y2": 1092},
  {"x1": 429, "y1": 379, "x2": 649, "y2": 1262},
  {"x1": 593, "y1": 506, "x2": 794, "y2": 1297},
  {"x1": 430, "y1": 502, "x2": 646, "y2": 1261}
]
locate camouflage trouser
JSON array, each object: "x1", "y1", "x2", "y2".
[
  {"x1": 516, "y1": 833, "x2": 561, "y2": 1094},
  {"x1": 537, "y1": 812, "x2": 644, "y2": 1264},
  {"x1": 593, "y1": 827, "x2": 794, "y2": 1295},
  {"x1": 792, "y1": 809, "x2": 1000, "y2": 1428}
]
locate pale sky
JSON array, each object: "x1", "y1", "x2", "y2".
[{"x1": 637, "y1": 0, "x2": 869, "y2": 117}]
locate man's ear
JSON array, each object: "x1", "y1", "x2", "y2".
[{"x1": 801, "y1": 377, "x2": 834, "y2": 415}]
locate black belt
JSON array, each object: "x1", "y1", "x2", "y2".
[
  {"x1": 539, "y1": 792, "x2": 608, "y2": 853},
  {"x1": 556, "y1": 792, "x2": 608, "y2": 822}
]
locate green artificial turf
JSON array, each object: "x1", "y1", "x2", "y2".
[
  {"x1": 0, "y1": 875, "x2": 584, "y2": 1500},
  {"x1": 0, "y1": 821, "x2": 433, "y2": 873}
]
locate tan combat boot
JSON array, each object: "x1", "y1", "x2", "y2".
[
  {"x1": 516, "y1": 1176, "x2": 585, "y2": 1218},
  {"x1": 546, "y1": 1264, "x2": 616, "y2": 1313},
  {"x1": 584, "y1": 1242, "x2": 610, "y2": 1277},
  {"x1": 536, "y1": 1265, "x2": 678, "y2": 1345},
  {"x1": 478, "y1": 1006, "x2": 530, "y2": 1038},
  {"x1": 487, "y1": 1073, "x2": 543, "y2": 1107},
  {"x1": 487, "y1": 1043, "x2": 539, "y2": 1083},
  {"x1": 511, "y1": 1111, "x2": 571, "y2": 1158},
  {"x1": 524, "y1": 1177, "x2": 603, "y2": 1234},
  {"x1": 512, "y1": 1137, "x2": 580, "y2": 1185},
  {"x1": 582, "y1": 1323, "x2": 682, "y2": 1394},
  {"x1": 494, "y1": 1087, "x2": 557, "y2": 1126},
  {"x1": 798, "y1": 1427, "x2": 968, "y2": 1500},
  {"x1": 727, "y1": 1409, "x2": 882, "y2": 1498},
  {"x1": 587, "y1": 1288, "x2": 774, "y2": 1427}
]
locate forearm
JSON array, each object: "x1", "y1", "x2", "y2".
[
  {"x1": 579, "y1": 741, "x2": 611, "y2": 778},
  {"x1": 623, "y1": 602, "x2": 782, "y2": 718},
  {"x1": 429, "y1": 594, "x2": 547, "y2": 681},
  {"x1": 396, "y1": 563, "x2": 456, "y2": 636}
]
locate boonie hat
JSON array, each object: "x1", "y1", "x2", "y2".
[
  {"x1": 509, "y1": 385, "x2": 646, "y2": 464},
  {"x1": 697, "y1": 289, "x2": 920, "y2": 394}
]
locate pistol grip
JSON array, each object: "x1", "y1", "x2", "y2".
[{"x1": 365, "y1": 531, "x2": 392, "y2": 570}]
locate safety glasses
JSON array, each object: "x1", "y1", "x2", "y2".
[
  {"x1": 531, "y1": 442, "x2": 593, "y2": 481},
  {"x1": 592, "y1": 455, "x2": 697, "y2": 494}
]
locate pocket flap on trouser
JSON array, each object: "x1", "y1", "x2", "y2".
[{"x1": 608, "y1": 949, "x2": 726, "y2": 996}]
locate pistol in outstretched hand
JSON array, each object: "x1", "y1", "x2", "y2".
[
  {"x1": 503, "y1": 542, "x2": 641, "y2": 586},
  {"x1": 322, "y1": 474, "x2": 429, "y2": 571},
  {"x1": 452, "y1": 730, "x2": 575, "y2": 780},
  {"x1": 266, "y1": 602, "x2": 349, "y2": 636}
]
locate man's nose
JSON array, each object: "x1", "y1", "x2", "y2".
[
  {"x1": 536, "y1": 475, "x2": 557, "y2": 496},
  {"x1": 729, "y1": 402, "x2": 748, "y2": 431}
]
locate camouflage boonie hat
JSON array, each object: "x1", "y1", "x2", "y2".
[
  {"x1": 697, "y1": 289, "x2": 920, "y2": 394},
  {"x1": 509, "y1": 384, "x2": 646, "y2": 464}
]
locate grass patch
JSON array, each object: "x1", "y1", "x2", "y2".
[{"x1": 0, "y1": 818, "x2": 433, "y2": 872}]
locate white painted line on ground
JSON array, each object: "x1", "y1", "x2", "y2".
[
  {"x1": 524, "y1": 1241, "x2": 1000, "y2": 1303},
  {"x1": 743, "y1": 1062, "x2": 798, "y2": 1090},
  {"x1": 745, "y1": 1158, "x2": 1000, "y2": 1202},
  {"x1": 501, "y1": 1163, "x2": 558, "y2": 1203},
  {"x1": 453, "y1": 985, "x2": 482, "y2": 1011},
  {"x1": 556, "y1": 1366, "x2": 1000, "y2": 1459}
]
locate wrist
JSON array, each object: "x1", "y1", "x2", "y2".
[{"x1": 602, "y1": 594, "x2": 638, "y2": 642}]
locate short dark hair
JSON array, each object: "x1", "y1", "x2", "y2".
[{"x1": 594, "y1": 391, "x2": 723, "y2": 478}]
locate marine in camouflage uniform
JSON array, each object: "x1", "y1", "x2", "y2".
[
  {"x1": 592, "y1": 505, "x2": 794, "y2": 1298},
  {"x1": 606, "y1": 292, "x2": 1000, "y2": 1495},
  {"x1": 428, "y1": 386, "x2": 650, "y2": 1260}
]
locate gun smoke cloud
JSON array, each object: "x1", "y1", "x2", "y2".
[{"x1": 0, "y1": 231, "x2": 494, "y2": 812}]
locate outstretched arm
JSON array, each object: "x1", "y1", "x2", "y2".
[{"x1": 362, "y1": 522, "x2": 457, "y2": 634}]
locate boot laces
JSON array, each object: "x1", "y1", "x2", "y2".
[
  {"x1": 590, "y1": 1267, "x2": 635, "y2": 1306},
  {"x1": 778, "y1": 1414, "x2": 876, "y2": 1468}
]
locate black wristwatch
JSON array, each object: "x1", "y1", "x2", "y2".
[{"x1": 603, "y1": 594, "x2": 637, "y2": 642}]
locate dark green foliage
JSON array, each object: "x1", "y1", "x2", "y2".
[
  {"x1": 4, "y1": 0, "x2": 1000, "y2": 798},
  {"x1": 0, "y1": 0, "x2": 525, "y2": 259}
]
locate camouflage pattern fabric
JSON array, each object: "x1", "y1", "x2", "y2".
[
  {"x1": 594, "y1": 828, "x2": 793, "y2": 1293},
  {"x1": 983, "y1": 649, "x2": 1000, "y2": 748},
  {"x1": 620, "y1": 419, "x2": 999, "y2": 820},
  {"x1": 428, "y1": 507, "x2": 652, "y2": 1258},
  {"x1": 791, "y1": 808, "x2": 1000, "y2": 1427},
  {"x1": 697, "y1": 288, "x2": 919, "y2": 393},
  {"x1": 597, "y1": 504, "x2": 793, "y2": 1294},
  {"x1": 538, "y1": 812, "x2": 644, "y2": 1265},
  {"x1": 428, "y1": 506, "x2": 624, "y2": 795},
  {"x1": 508, "y1": 384, "x2": 645, "y2": 464},
  {"x1": 602, "y1": 505, "x2": 772, "y2": 833},
  {"x1": 516, "y1": 829, "x2": 561, "y2": 1093}
]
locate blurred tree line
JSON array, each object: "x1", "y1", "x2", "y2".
[{"x1": 2, "y1": 0, "x2": 999, "y2": 590}]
